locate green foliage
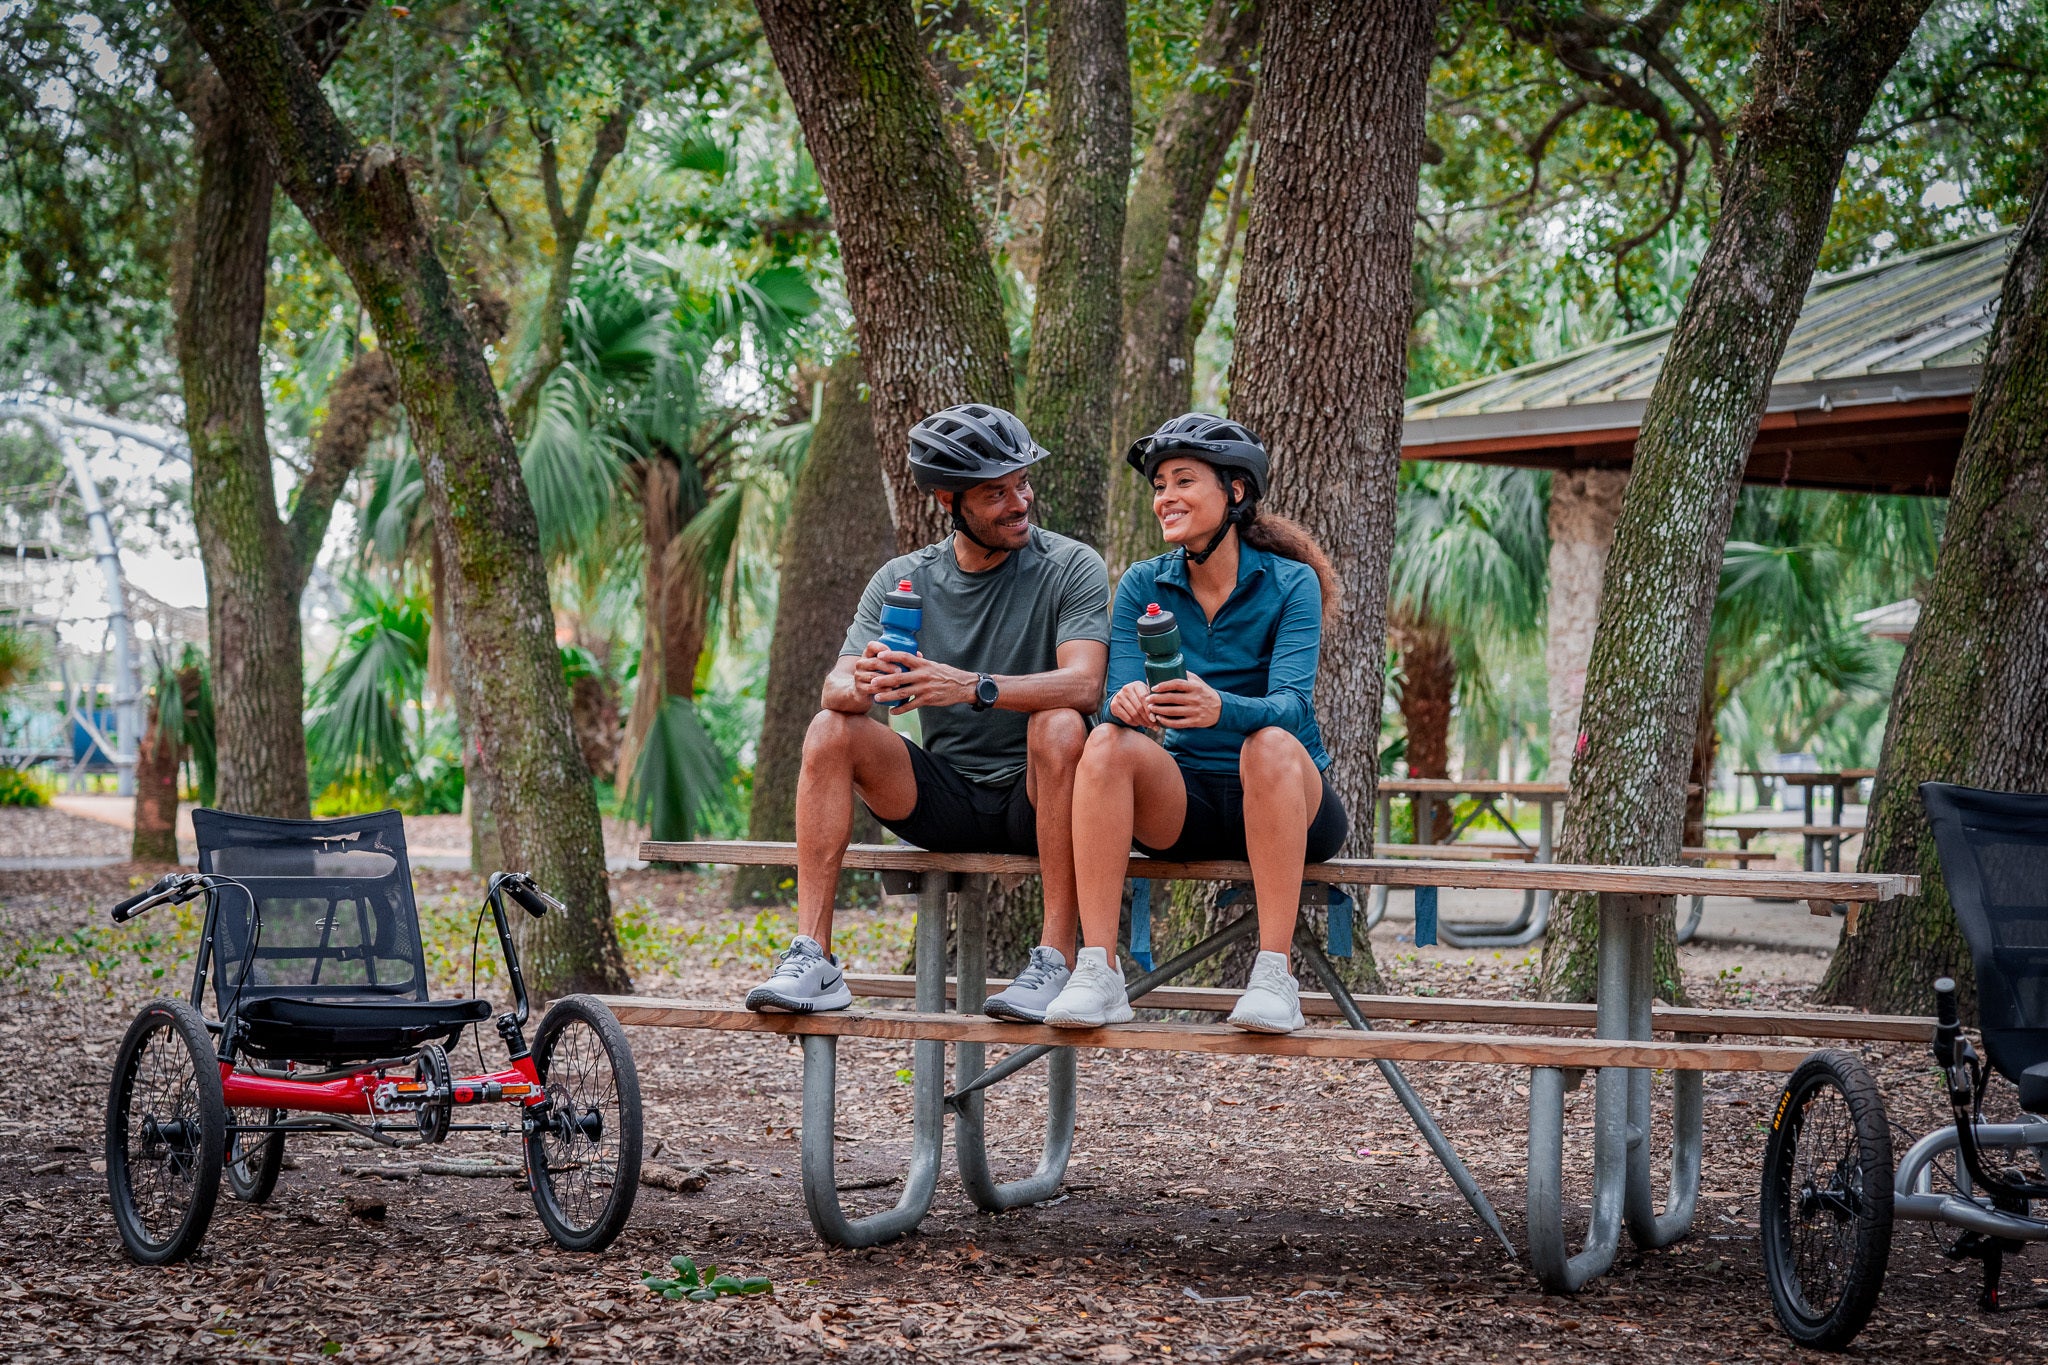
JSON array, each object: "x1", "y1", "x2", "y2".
[
  {"x1": 306, "y1": 575, "x2": 431, "y2": 801},
  {"x1": 0, "y1": 767, "x2": 50, "y2": 807},
  {"x1": 625, "y1": 694, "x2": 733, "y2": 842},
  {"x1": 0, "y1": 622, "x2": 46, "y2": 693},
  {"x1": 642, "y1": 1254, "x2": 771, "y2": 1302},
  {"x1": 148, "y1": 645, "x2": 216, "y2": 808}
]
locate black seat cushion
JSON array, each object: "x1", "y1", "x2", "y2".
[
  {"x1": 2022, "y1": 1062, "x2": 2048, "y2": 1116},
  {"x1": 236, "y1": 996, "x2": 492, "y2": 1062}
]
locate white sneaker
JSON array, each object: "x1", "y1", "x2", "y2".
[
  {"x1": 1042, "y1": 947, "x2": 1133, "y2": 1028},
  {"x1": 1228, "y1": 951, "x2": 1304, "y2": 1033}
]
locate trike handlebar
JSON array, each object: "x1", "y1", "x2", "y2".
[{"x1": 110, "y1": 873, "x2": 205, "y2": 923}]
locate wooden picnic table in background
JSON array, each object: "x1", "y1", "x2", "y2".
[{"x1": 1736, "y1": 768, "x2": 1876, "y2": 822}]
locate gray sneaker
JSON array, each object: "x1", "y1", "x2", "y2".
[
  {"x1": 744, "y1": 936, "x2": 852, "y2": 1013},
  {"x1": 982, "y1": 946, "x2": 1072, "y2": 1023}
]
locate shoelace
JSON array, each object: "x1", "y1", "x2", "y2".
[
  {"x1": 770, "y1": 946, "x2": 819, "y2": 979},
  {"x1": 1011, "y1": 955, "x2": 1058, "y2": 991}
]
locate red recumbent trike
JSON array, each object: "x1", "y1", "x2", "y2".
[{"x1": 103, "y1": 809, "x2": 643, "y2": 1264}]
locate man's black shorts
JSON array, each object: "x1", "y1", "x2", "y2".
[
  {"x1": 866, "y1": 735, "x2": 1037, "y2": 854},
  {"x1": 1134, "y1": 763, "x2": 1348, "y2": 864}
]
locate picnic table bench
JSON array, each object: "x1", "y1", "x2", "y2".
[
  {"x1": 610, "y1": 839, "x2": 1918, "y2": 1295},
  {"x1": 1708, "y1": 821, "x2": 1864, "y2": 873}
]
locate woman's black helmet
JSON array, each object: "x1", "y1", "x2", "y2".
[
  {"x1": 908, "y1": 403, "x2": 1048, "y2": 492},
  {"x1": 1126, "y1": 412, "x2": 1268, "y2": 498},
  {"x1": 1127, "y1": 413, "x2": 1268, "y2": 563}
]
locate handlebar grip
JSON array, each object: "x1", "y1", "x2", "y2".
[
  {"x1": 1934, "y1": 976, "x2": 1958, "y2": 1028},
  {"x1": 111, "y1": 878, "x2": 171, "y2": 923},
  {"x1": 505, "y1": 881, "x2": 551, "y2": 918}
]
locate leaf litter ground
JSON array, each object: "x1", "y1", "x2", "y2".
[{"x1": 2, "y1": 860, "x2": 2044, "y2": 1363}]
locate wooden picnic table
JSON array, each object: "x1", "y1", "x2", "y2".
[
  {"x1": 623, "y1": 838, "x2": 1917, "y2": 1295},
  {"x1": 1373, "y1": 781, "x2": 1568, "y2": 948},
  {"x1": 1708, "y1": 821, "x2": 1864, "y2": 873},
  {"x1": 1736, "y1": 768, "x2": 1874, "y2": 822}
]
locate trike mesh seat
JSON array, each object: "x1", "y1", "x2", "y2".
[
  {"x1": 1920, "y1": 782, "x2": 2048, "y2": 1112},
  {"x1": 193, "y1": 808, "x2": 488, "y2": 1063}
]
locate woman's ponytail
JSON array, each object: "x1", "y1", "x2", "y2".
[{"x1": 1238, "y1": 506, "x2": 1342, "y2": 618}]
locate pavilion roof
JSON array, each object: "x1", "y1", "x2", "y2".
[{"x1": 1401, "y1": 229, "x2": 2013, "y2": 495}]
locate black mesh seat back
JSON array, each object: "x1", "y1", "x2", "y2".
[
  {"x1": 192, "y1": 808, "x2": 428, "y2": 1006},
  {"x1": 1920, "y1": 782, "x2": 2048, "y2": 1083}
]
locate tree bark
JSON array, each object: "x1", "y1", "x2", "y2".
[
  {"x1": 1539, "y1": 0, "x2": 1931, "y2": 1003},
  {"x1": 736, "y1": 356, "x2": 896, "y2": 906},
  {"x1": 1106, "y1": 0, "x2": 1265, "y2": 575},
  {"x1": 1542, "y1": 467, "x2": 1628, "y2": 775},
  {"x1": 169, "y1": 10, "x2": 375, "y2": 820},
  {"x1": 175, "y1": 0, "x2": 627, "y2": 995},
  {"x1": 132, "y1": 694, "x2": 182, "y2": 865},
  {"x1": 1020, "y1": 0, "x2": 1131, "y2": 548},
  {"x1": 755, "y1": 0, "x2": 1014, "y2": 552},
  {"x1": 1226, "y1": 0, "x2": 1435, "y2": 848},
  {"x1": 1818, "y1": 179, "x2": 2048, "y2": 1016},
  {"x1": 1392, "y1": 614, "x2": 1455, "y2": 842}
]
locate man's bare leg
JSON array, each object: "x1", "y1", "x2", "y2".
[
  {"x1": 794, "y1": 710, "x2": 918, "y2": 953},
  {"x1": 1024, "y1": 708, "x2": 1089, "y2": 965}
]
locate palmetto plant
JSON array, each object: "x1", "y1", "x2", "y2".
[
  {"x1": 305, "y1": 574, "x2": 430, "y2": 798},
  {"x1": 1387, "y1": 462, "x2": 1549, "y2": 796}
]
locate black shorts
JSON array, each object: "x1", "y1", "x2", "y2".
[
  {"x1": 867, "y1": 735, "x2": 1038, "y2": 855},
  {"x1": 1134, "y1": 764, "x2": 1349, "y2": 864}
]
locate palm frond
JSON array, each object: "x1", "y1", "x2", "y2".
[{"x1": 624, "y1": 694, "x2": 734, "y2": 842}]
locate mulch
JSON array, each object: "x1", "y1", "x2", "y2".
[{"x1": 2, "y1": 863, "x2": 2042, "y2": 1363}]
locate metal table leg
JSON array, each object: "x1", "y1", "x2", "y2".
[
  {"x1": 1439, "y1": 796, "x2": 1554, "y2": 948},
  {"x1": 951, "y1": 877, "x2": 1077, "y2": 1212},
  {"x1": 799, "y1": 871, "x2": 948, "y2": 1247},
  {"x1": 1621, "y1": 910, "x2": 1702, "y2": 1248},
  {"x1": 1294, "y1": 929, "x2": 1515, "y2": 1258},
  {"x1": 1674, "y1": 894, "x2": 1706, "y2": 944},
  {"x1": 1525, "y1": 892, "x2": 1636, "y2": 1291}
]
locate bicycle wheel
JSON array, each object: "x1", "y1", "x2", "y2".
[
  {"x1": 106, "y1": 1000, "x2": 225, "y2": 1264},
  {"x1": 224, "y1": 1107, "x2": 286, "y2": 1204},
  {"x1": 1760, "y1": 1049, "x2": 1893, "y2": 1348},
  {"x1": 525, "y1": 995, "x2": 642, "y2": 1252}
]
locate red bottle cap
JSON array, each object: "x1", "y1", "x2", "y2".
[
  {"x1": 899, "y1": 579, "x2": 914, "y2": 591},
  {"x1": 1145, "y1": 603, "x2": 1161, "y2": 615}
]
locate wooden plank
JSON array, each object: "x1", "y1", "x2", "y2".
[
  {"x1": 1371, "y1": 843, "x2": 1533, "y2": 861},
  {"x1": 1681, "y1": 847, "x2": 1782, "y2": 865},
  {"x1": 1376, "y1": 780, "x2": 1568, "y2": 797},
  {"x1": 839, "y1": 975, "x2": 1934, "y2": 1042},
  {"x1": 595, "y1": 998, "x2": 1815, "y2": 1072},
  {"x1": 637, "y1": 840, "x2": 1918, "y2": 902},
  {"x1": 1707, "y1": 824, "x2": 1864, "y2": 837}
]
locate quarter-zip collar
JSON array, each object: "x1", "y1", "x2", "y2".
[{"x1": 1158, "y1": 541, "x2": 1270, "y2": 624}]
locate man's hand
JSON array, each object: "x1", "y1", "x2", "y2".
[
  {"x1": 866, "y1": 650, "x2": 977, "y2": 712},
  {"x1": 1146, "y1": 674, "x2": 1221, "y2": 729},
  {"x1": 1108, "y1": 680, "x2": 1152, "y2": 728}
]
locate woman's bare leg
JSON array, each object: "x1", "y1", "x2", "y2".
[
  {"x1": 1070, "y1": 725, "x2": 1187, "y2": 970},
  {"x1": 1238, "y1": 727, "x2": 1325, "y2": 955}
]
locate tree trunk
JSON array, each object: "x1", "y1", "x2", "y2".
[
  {"x1": 1539, "y1": 0, "x2": 1931, "y2": 1003},
  {"x1": 1542, "y1": 467, "x2": 1628, "y2": 775},
  {"x1": 1392, "y1": 615, "x2": 1455, "y2": 842},
  {"x1": 132, "y1": 694, "x2": 182, "y2": 864},
  {"x1": 176, "y1": 0, "x2": 627, "y2": 995},
  {"x1": 736, "y1": 356, "x2": 896, "y2": 906},
  {"x1": 1020, "y1": 0, "x2": 1131, "y2": 548},
  {"x1": 755, "y1": 0, "x2": 1015, "y2": 553},
  {"x1": 1227, "y1": 0, "x2": 1433, "y2": 843},
  {"x1": 1222, "y1": 0, "x2": 1434, "y2": 988},
  {"x1": 1684, "y1": 653, "x2": 1722, "y2": 849},
  {"x1": 169, "y1": 12, "x2": 379, "y2": 821},
  {"x1": 1106, "y1": 0, "x2": 1266, "y2": 576},
  {"x1": 1818, "y1": 178, "x2": 2048, "y2": 1017},
  {"x1": 175, "y1": 72, "x2": 310, "y2": 820}
]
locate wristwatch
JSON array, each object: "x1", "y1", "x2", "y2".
[{"x1": 970, "y1": 673, "x2": 999, "y2": 712}]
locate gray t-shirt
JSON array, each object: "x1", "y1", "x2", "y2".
[{"x1": 842, "y1": 527, "x2": 1111, "y2": 785}]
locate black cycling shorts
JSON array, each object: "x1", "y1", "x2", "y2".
[
  {"x1": 867, "y1": 735, "x2": 1038, "y2": 855},
  {"x1": 1134, "y1": 763, "x2": 1349, "y2": 864}
]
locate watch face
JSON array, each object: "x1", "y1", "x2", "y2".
[{"x1": 976, "y1": 676, "x2": 999, "y2": 707}]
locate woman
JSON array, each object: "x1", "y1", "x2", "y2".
[{"x1": 1043, "y1": 413, "x2": 1346, "y2": 1034}]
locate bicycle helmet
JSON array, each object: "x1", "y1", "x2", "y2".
[
  {"x1": 1125, "y1": 412, "x2": 1268, "y2": 563},
  {"x1": 908, "y1": 403, "x2": 1048, "y2": 492}
]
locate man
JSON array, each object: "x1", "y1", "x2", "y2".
[{"x1": 744, "y1": 403, "x2": 1110, "y2": 1021}]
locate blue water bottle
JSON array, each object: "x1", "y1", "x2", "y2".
[{"x1": 877, "y1": 578, "x2": 922, "y2": 664}]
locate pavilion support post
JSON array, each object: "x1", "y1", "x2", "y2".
[{"x1": 1543, "y1": 468, "x2": 1629, "y2": 777}]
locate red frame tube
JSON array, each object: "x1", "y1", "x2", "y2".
[{"x1": 219, "y1": 1056, "x2": 542, "y2": 1116}]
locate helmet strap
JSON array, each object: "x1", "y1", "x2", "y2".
[
  {"x1": 1184, "y1": 496, "x2": 1243, "y2": 565},
  {"x1": 950, "y1": 502, "x2": 1007, "y2": 554}
]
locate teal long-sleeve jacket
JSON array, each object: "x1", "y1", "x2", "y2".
[{"x1": 1102, "y1": 541, "x2": 1331, "y2": 773}]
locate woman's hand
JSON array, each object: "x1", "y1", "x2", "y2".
[
  {"x1": 1147, "y1": 674, "x2": 1221, "y2": 729},
  {"x1": 1108, "y1": 680, "x2": 1153, "y2": 727}
]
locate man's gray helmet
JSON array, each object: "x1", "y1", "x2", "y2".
[
  {"x1": 908, "y1": 404, "x2": 1048, "y2": 492},
  {"x1": 1126, "y1": 413, "x2": 1268, "y2": 563}
]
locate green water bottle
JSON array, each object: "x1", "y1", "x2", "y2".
[{"x1": 1137, "y1": 602, "x2": 1185, "y2": 686}]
